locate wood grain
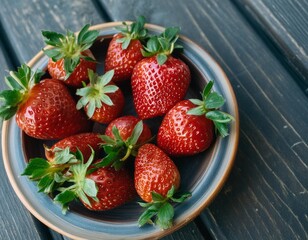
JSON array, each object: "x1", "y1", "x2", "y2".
[
  {"x1": 0, "y1": 35, "x2": 45, "y2": 240},
  {"x1": 99, "y1": 0, "x2": 308, "y2": 239},
  {"x1": 233, "y1": 0, "x2": 308, "y2": 94},
  {"x1": 0, "y1": 0, "x2": 204, "y2": 239},
  {"x1": 0, "y1": 0, "x2": 104, "y2": 63},
  {"x1": 0, "y1": 1, "x2": 101, "y2": 240}
]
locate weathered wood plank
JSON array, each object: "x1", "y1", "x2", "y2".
[
  {"x1": 0, "y1": 1, "x2": 104, "y2": 240},
  {"x1": 99, "y1": 0, "x2": 308, "y2": 239},
  {"x1": 0, "y1": 0, "x2": 105, "y2": 63},
  {"x1": 0, "y1": 34, "x2": 45, "y2": 240},
  {"x1": 233, "y1": 0, "x2": 308, "y2": 94},
  {"x1": 0, "y1": 1, "x2": 205, "y2": 239}
]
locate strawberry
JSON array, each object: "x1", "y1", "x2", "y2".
[
  {"x1": 104, "y1": 115, "x2": 151, "y2": 145},
  {"x1": 76, "y1": 70, "x2": 124, "y2": 124},
  {"x1": 157, "y1": 81, "x2": 234, "y2": 156},
  {"x1": 105, "y1": 16, "x2": 147, "y2": 82},
  {"x1": 98, "y1": 116, "x2": 152, "y2": 170},
  {"x1": 42, "y1": 24, "x2": 99, "y2": 87},
  {"x1": 134, "y1": 144, "x2": 191, "y2": 229},
  {"x1": 23, "y1": 148, "x2": 136, "y2": 212},
  {"x1": 44, "y1": 132, "x2": 103, "y2": 162},
  {"x1": 81, "y1": 165, "x2": 136, "y2": 211},
  {"x1": 131, "y1": 27, "x2": 191, "y2": 119},
  {"x1": 0, "y1": 64, "x2": 91, "y2": 139}
]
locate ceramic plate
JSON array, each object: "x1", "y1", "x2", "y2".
[{"x1": 2, "y1": 22, "x2": 239, "y2": 240}]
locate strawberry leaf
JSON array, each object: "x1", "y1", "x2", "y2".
[
  {"x1": 138, "y1": 185, "x2": 191, "y2": 229},
  {"x1": 115, "y1": 15, "x2": 148, "y2": 49},
  {"x1": 188, "y1": 81, "x2": 234, "y2": 137},
  {"x1": 54, "y1": 190, "x2": 76, "y2": 214},
  {"x1": 53, "y1": 147, "x2": 78, "y2": 164},
  {"x1": 76, "y1": 70, "x2": 117, "y2": 118},
  {"x1": 156, "y1": 202, "x2": 174, "y2": 230},
  {"x1": 138, "y1": 208, "x2": 156, "y2": 227},
  {"x1": 206, "y1": 110, "x2": 234, "y2": 123},
  {"x1": 83, "y1": 178, "x2": 98, "y2": 198},
  {"x1": 202, "y1": 80, "x2": 214, "y2": 99},
  {"x1": 42, "y1": 24, "x2": 98, "y2": 78},
  {"x1": 0, "y1": 64, "x2": 44, "y2": 120},
  {"x1": 22, "y1": 158, "x2": 50, "y2": 178},
  {"x1": 127, "y1": 121, "x2": 143, "y2": 146},
  {"x1": 0, "y1": 90, "x2": 23, "y2": 107},
  {"x1": 151, "y1": 191, "x2": 165, "y2": 202},
  {"x1": 98, "y1": 121, "x2": 147, "y2": 170},
  {"x1": 142, "y1": 26, "x2": 182, "y2": 60},
  {"x1": 42, "y1": 31, "x2": 64, "y2": 47},
  {"x1": 187, "y1": 105, "x2": 205, "y2": 116},
  {"x1": 37, "y1": 175, "x2": 54, "y2": 193},
  {"x1": 204, "y1": 92, "x2": 225, "y2": 109},
  {"x1": 162, "y1": 27, "x2": 180, "y2": 41},
  {"x1": 170, "y1": 192, "x2": 192, "y2": 203},
  {"x1": 157, "y1": 53, "x2": 168, "y2": 65},
  {"x1": 0, "y1": 105, "x2": 18, "y2": 120}
]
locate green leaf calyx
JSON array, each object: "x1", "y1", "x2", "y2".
[
  {"x1": 141, "y1": 27, "x2": 182, "y2": 65},
  {"x1": 187, "y1": 80, "x2": 235, "y2": 137},
  {"x1": 115, "y1": 15, "x2": 148, "y2": 50},
  {"x1": 0, "y1": 64, "x2": 44, "y2": 120},
  {"x1": 138, "y1": 185, "x2": 191, "y2": 230},
  {"x1": 95, "y1": 121, "x2": 145, "y2": 170},
  {"x1": 42, "y1": 24, "x2": 99, "y2": 79},
  {"x1": 76, "y1": 69, "x2": 117, "y2": 118}
]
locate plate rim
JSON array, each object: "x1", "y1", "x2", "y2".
[{"x1": 2, "y1": 22, "x2": 239, "y2": 240}]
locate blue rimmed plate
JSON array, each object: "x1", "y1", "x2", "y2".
[{"x1": 2, "y1": 22, "x2": 239, "y2": 240}]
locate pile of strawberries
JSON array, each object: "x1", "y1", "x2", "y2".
[{"x1": 0, "y1": 16, "x2": 233, "y2": 230}]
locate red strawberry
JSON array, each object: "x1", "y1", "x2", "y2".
[
  {"x1": 44, "y1": 132, "x2": 102, "y2": 162},
  {"x1": 0, "y1": 64, "x2": 91, "y2": 139},
  {"x1": 105, "y1": 16, "x2": 147, "y2": 82},
  {"x1": 104, "y1": 115, "x2": 151, "y2": 144},
  {"x1": 81, "y1": 165, "x2": 136, "y2": 211},
  {"x1": 42, "y1": 24, "x2": 99, "y2": 87},
  {"x1": 76, "y1": 70, "x2": 124, "y2": 124},
  {"x1": 131, "y1": 27, "x2": 191, "y2": 119},
  {"x1": 98, "y1": 116, "x2": 152, "y2": 170},
  {"x1": 157, "y1": 81, "x2": 234, "y2": 156},
  {"x1": 134, "y1": 144, "x2": 180, "y2": 203},
  {"x1": 23, "y1": 148, "x2": 136, "y2": 212},
  {"x1": 134, "y1": 144, "x2": 191, "y2": 229}
]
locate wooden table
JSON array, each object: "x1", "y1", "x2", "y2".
[{"x1": 0, "y1": 0, "x2": 307, "y2": 239}]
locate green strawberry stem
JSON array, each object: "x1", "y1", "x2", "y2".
[
  {"x1": 22, "y1": 147, "x2": 99, "y2": 214},
  {"x1": 138, "y1": 185, "x2": 191, "y2": 229},
  {"x1": 0, "y1": 64, "x2": 44, "y2": 120},
  {"x1": 54, "y1": 148, "x2": 98, "y2": 214},
  {"x1": 187, "y1": 80, "x2": 234, "y2": 137},
  {"x1": 42, "y1": 24, "x2": 99, "y2": 79},
  {"x1": 115, "y1": 15, "x2": 148, "y2": 49},
  {"x1": 95, "y1": 121, "x2": 145, "y2": 170},
  {"x1": 22, "y1": 147, "x2": 79, "y2": 194},
  {"x1": 141, "y1": 27, "x2": 183, "y2": 65},
  {"x1": 76, "y1": 69, "x2": 118, "y2": 118}
]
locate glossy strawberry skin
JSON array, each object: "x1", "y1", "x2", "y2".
[
  {"x1": 16, "y1": 79, "x2": 92, "y2": 140},
  {"x1": 105, "y1": 33, "x2": 144, "y2": 82},
  {"x1": 105, "y1": 115, "x2": 152, "y2": 144},
  {"x1": 48, "y1": 49, "x2": 96, "y2": 88},
  {"x1": 157, "y1": 100, "x2": 214, "y2": 156},
  {"x1": 45, "y1": 133, "x2": 102, "y2": 162},
  {"x1": 85, "y1": 83, "x2": 125, "y2": 124},
  {"x1": 131, "y1": 56, "x2": 191, "y2": 119},
  {"x1": 82, "y1": 165, "x2": 136, "y2": 211},
  {"x1": 134, "y1": 144, "x2": 180, "y2": 203}
]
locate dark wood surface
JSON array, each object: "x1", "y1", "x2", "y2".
[
  {"x1": 0, "y1": 0, "x2": 307, "y2": 239},
  {"x1": 233, "y1": 0, "x2": 308, "y2": 94}
]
